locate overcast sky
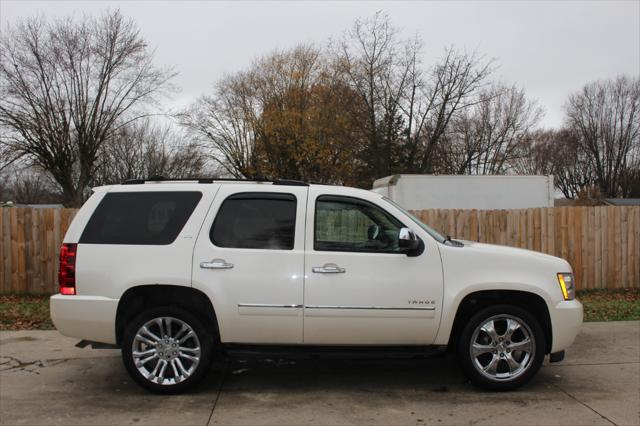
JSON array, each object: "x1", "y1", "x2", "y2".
[{"x1": 1, "y1": 0, "x2": 639, "y2": 128}]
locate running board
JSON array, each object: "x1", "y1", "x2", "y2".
[{"x1": 221, "y1": 344, "x2": 448, "y2": 360}]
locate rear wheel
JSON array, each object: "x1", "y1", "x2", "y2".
[
  {"x1": 122, "y1": 306, "x2": 213, "y2": 394},
  {"x1": 457, "y1": 304, "x2": 546, "y2": 391}
]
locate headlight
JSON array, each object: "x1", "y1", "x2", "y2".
[{"x1": 557, "y1": 273, "x2": 575, "y2": 300}]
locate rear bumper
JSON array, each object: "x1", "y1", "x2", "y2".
[
  {"x1": 550, "y1": 299, "x2": 583, "y2": 353},
  {"x1": 50, "y1": 294, "x2": 119, "y2": 345}
]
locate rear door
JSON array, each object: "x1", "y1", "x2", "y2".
[{"x1": 192, "y1": 184, "x2": 308, "y2": 344}]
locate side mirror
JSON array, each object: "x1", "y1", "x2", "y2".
[{"x1": 398, "y1": 227, "x2": 420, "y2": 252}]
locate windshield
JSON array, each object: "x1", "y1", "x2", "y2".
[{"x1": 381, "y1": 197, "x2": 447, "y2": 243}]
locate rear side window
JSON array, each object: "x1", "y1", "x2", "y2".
[
  {"x1": 80, "y1": 191, "x2": 202, "y2": 245},
  {"x1": 210, "y1": 192, "x2": 296, "y2": 250}
]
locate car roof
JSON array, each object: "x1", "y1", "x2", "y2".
[
  {"x1": 94, "y1": 179, "x2": 379, "y2": 200},
  {"x1": 120, "y1": 177, "x2": 309, "y2": 186}
]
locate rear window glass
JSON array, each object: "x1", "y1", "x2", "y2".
[
  {"x1": 210, "y1": 192, "x2": 296, "y2": 250},
  {"x1": 80, "y1": 191, "x2": 202, "y2": 245}
]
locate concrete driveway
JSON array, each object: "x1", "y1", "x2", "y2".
[{"x1": 1, "y1": 321, "x2": 638, "y2": 426}]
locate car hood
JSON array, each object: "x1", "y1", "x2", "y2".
[
  {"x1": 457, "y1": 240, "x2": 569, "y2": 268},
  {"x1": 437, "y1": 239, "x2": 572, "y2": 299}
]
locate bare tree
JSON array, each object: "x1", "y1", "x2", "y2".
[
  {"x1": 513, "y1": 129, "x2": 595, "y2": 199},
  {"x1": 566, "y1": 76, "x2": 640, "y2": 197},
  {"x1": 0, "y1": 166, "x2": 62, "y2": 204},
  {"x1": 0, "y1": 10, "x2": 175, "y2": 206},
  {"x1": 92, "y1": 119, "x2": 207, "y2": 185},
  {"x1": 333, "y1": 13, "x2": 494, "y2": 184},
  {"x1": 180, "y1": 45, "x2": 362, "y2": 184},
  {"x1": 622, "y1": 142, "x2": 640, "y2": 196},
  {"x1": 438, "y1": 84, "x2": 543, "y2": 174},
  {"x1": 180, "y1": 72, "x2": 260, "y2": 178},
  {"x1": 401, "y1": 48, "x2": 494, "y2": 174},
  {"x1": 331, "y1": 12, "x2": 411, "y2": 183},
  {"x1": 510, "y1": 130, "x2": 555, "y2": 176}
]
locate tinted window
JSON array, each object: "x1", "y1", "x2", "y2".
[
  {"x1": 80, "y1": 192, "x2": 202, "y2": 245},
  {"x1": 315, "y1": 196, "x2": 404, "y2": 253},
  {"x1": 210, "y1": 193, "x2": 296, "y2": 250}
]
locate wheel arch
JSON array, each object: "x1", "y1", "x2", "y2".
[
  {"x1": 446, "y1": 289, "x2": 553, "y2": 354},
  {"x1": 115, "y1": 285, "x2": 219, "y2": 346}
]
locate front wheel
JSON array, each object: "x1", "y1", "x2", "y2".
[
  {"x1": 457, "y1": 305, "x2": 546, "y2": 391},
  {"x1": 122, "y1": 306, "x2": 214, "y2": 394}
]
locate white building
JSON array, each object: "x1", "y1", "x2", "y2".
[{"x1": 372, "y1": 175, "x2": 555, "y2": 210}]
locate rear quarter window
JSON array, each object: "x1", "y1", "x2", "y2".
[{"x1": 80, "y1": 191, "x2": 202, "y2": 245}]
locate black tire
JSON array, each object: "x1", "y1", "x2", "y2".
[
  {"x1": 122, "y1": 306, "x2": 214, "y2": 394},
  {"x1": 457, "y1": 304, "x2": 546, "y2": 391}
]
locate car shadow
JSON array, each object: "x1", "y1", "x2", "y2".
[
  {"x1": 201, "y1": 355, "x2": 472, "y2": 394},
  {"x1": 70, "y1": 352, "x2": 554, "y2": 399}
]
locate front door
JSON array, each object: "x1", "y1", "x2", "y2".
[
  {"x1": 192, "y1": 184, "x2": 308, "y2": 344},
  {"x1": 303, "y1": 187, "x2": 444, "y2": 345}
]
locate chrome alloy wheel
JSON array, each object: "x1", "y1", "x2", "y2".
[
  {"x1": 132, "y1": 316, "x2": 201, "y2": 386},
  {"x1": 469, "y1": 314, "x2": 535, "y2": 382}
]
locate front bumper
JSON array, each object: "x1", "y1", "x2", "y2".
[
  {"x1": 50, "y1": 294, "x2": 119, "y2": 345},
  {"x1": 550, "y1": 299, "x2": 583, "y2": 353}
]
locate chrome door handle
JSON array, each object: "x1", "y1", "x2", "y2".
[
  {"x1": 312, "y1": 263, "x2": 346, "y2": 274},
  {"x1": 200, "y1": 259, "x2": 234, "y2": 269}
]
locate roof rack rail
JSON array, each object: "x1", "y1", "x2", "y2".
[
  {"x1": 121, "y1": 176, "x2": 309, "y2": 186},
  {"x1": 272, "y1": 179, "x2": 308, "y2": 186}
]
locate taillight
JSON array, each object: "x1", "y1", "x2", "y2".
[{"x1": 59, "y1": 243, "x2": 77, "y2": 295}]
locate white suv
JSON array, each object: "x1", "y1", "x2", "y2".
[{"x1": 50, "y1": 178, "x2": 583, "y2": 393}]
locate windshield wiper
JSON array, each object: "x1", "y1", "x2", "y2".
[{"x1": 443, "y1": 235, "x2": 464, "y2": 247}]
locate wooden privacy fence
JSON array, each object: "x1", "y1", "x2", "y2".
[
  {"x1": 1, "y1": 208, "x2": 77, "y2": 294},
  {"x1": 1, "y1": 206, "x2": 639, "y2": 294}
]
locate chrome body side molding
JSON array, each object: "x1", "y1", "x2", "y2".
[{"x1": 304, "y1": 305, "x2": 436, "y2": 311}]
